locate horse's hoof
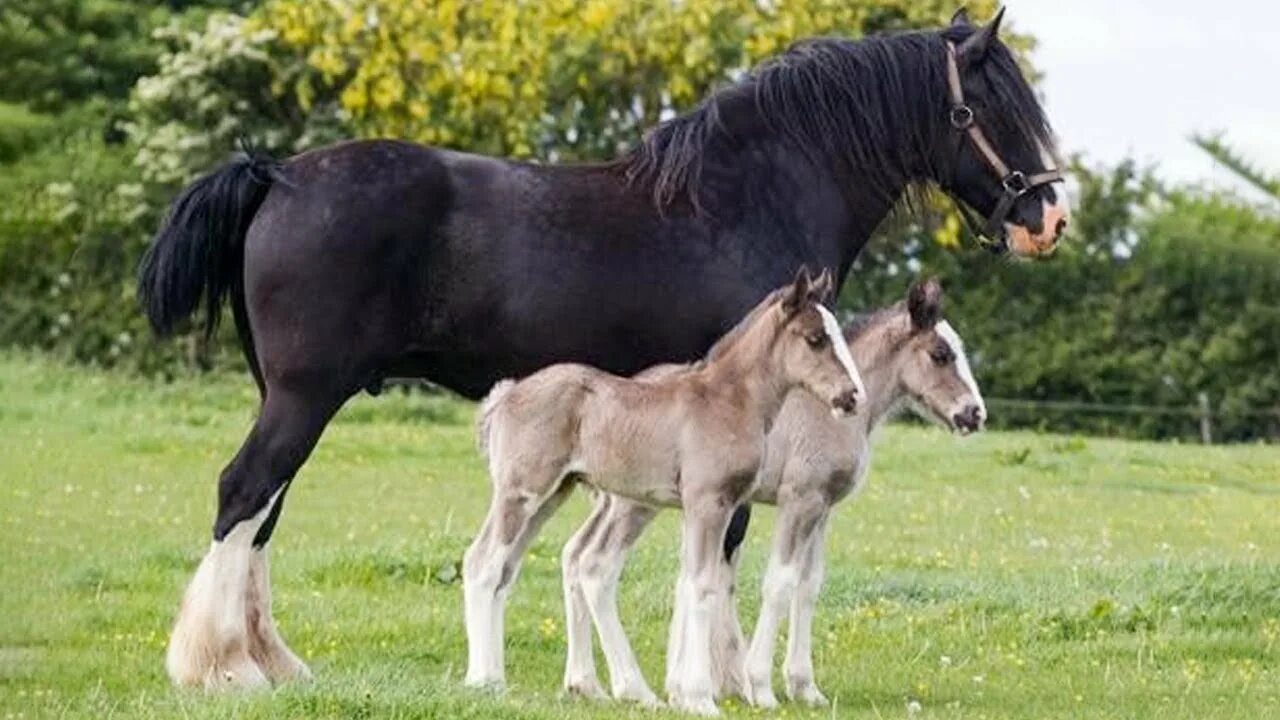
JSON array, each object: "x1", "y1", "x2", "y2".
[
  {"x1": 463, "y1": 675, "x2": 506, "y2": 693},
  {"x1": 615, "y1": 683, "x2": 662, "y2": 708},
  {"x1": 744, "y1": 678, "x2": 779, "y2": 709},
  {"x1": 787, "y1": 682, "x2": 829, "y2": 707},
  {"x1": 671, "y1": 693, "x2": 720, "y2": 716},
  {"x1": 564, "y1": 677, "x2": 608, "y2": 700}
]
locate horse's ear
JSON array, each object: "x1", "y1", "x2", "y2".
[
  {"x1": 808, "y1": 268, "x2": 834, "y2": 304},
  {"x1": 958, "y1": 6, "x2": 1004, "y2": 61},
  {"x1": 782, "y1": 266, "x2": 813, "y2": 316},
  {"x1": 908, "y1": 277, "x2": 944, "y2": 330},
  {"x1": 950, "y1": 7, "x2": 972, "y2": 27}
]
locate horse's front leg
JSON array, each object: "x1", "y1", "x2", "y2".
[
  {"x1": 784, "y1": 510, "x2": 831, "y2": 706},
  {"x1": 668, "y1": 502, "x2": 736, "y2": 717},
  {"x1": 577, "y1": 496, "x2": 661, "y2": 705},
  {"x1": 743, "y1": 496, "x2": 824, "y2": 708},
  {"x1": 710, "y1": 506, "x2": 750, "y2": 701}
]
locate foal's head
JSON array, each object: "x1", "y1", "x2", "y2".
[
  {"x1": 772, "y1": 268, "x2": 866, "y2": 416},
  {"x1": 869, "y1": 278, "x2": 986, "y2": 434}
]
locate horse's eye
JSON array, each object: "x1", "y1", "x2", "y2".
[
  {"x1": 930, "y1": 347, "x2": 953, "y2": 365},
  {"x1": 807, "y1": 333, "x2": 828, "y2": 349}
]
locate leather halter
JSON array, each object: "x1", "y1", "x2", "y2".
[{"x1": 945, "y1": 42, "x2": 1062, "y2": 244}]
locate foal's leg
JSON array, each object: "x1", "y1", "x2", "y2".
[
  {"x1": 743, "y1": 496, "x2": 824, "y2": 708},
  {"x1": 167, "y1": 390, "x2": 340, "y2": 689},
  {"x1": 561, "y1": 491, "x2": 610, "y2": 699},
  {"x1": 463, "y1": 479, "x2": 575, "y2": 688},
  {"x1": 710, "y1": 531, "x2": 749, "y2": 700},
  {"x1": 668, "y1": 505, "x2": 736, "y2": 716},
  {"x1": 577, "y1": 496, "x2": 659, "y2": 705},
  {"x1": 784, "y1": 511, "x2": 831, "y2": 705}
]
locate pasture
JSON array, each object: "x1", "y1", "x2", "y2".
[{"x1": 1, "y1": 354, "x2": 1277, "y2": 719}]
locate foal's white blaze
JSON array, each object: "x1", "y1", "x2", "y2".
[
  {"x1": 815, "y1": 305, "x2": 866, "y2": 408},
  {"x1": 936, "y1": 320, "x2": 985, "y2": 424}
]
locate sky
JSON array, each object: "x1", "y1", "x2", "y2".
[{"x1": 1008, "y1": 0, "x2": 1280, "y2": 197}]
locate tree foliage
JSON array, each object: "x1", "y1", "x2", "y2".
[
  {"x1": 127, "y1": 0, "x2": 1005, "y2": 185},
  {"x1": 1192, "y1": 131, "x2": 1280, "y2": 205}
]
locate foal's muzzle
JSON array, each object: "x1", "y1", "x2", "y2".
[
  {"x1": 831, "y1": 389, "x2": 859, "y2": 416},
  {"x1": 952, "y1": 404, "x2": 985, "y2": 435}
]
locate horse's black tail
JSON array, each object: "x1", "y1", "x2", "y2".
[{"x1": 137, "y1": 149, "x2": 284, "y2": 392}]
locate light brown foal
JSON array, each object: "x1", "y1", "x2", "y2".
[
  {"x1": 560, "y1": 278, "x2": 986, "y2": 708},
  {"x1": 463, "y1": 269, "x2": 865, "y2": 716}
]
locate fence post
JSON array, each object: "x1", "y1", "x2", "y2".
[{"x1": 1197, "y1": 392, "x2": 1213, "y2": 444}]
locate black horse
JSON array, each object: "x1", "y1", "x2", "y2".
[{"x1": 141, "y1": 10, "x2": 1068, "y2": 690}]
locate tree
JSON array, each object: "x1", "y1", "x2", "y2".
[{"x1": 1192, "y1": 132, "x2": 1280, "y2": 205}]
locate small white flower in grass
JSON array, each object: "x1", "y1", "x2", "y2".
[
  {"x1": 1018, "y1": 485, "x2": 1031, "y2": 500},
  {"x1": 972, "y1": 674, "x2": 985, "y2": 684},
  {"x1": 907, "y1": 699, "x2": 923, "y2": 715},
  {"x1": 940, "y1": 655, "x2": 952, "y2": 668}
]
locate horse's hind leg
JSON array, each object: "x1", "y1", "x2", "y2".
[
  {"x1": 577, "y1": 496, "x2": 659, "y2": 705},
  {"x1": 561, "y1": 492, "x2": 610, "y2": 699},
  {"x1": 166, "y1": 389, "x2": 340, "y2": 689},
  {"x1": 463, "y1": 477, "x2": 575, "y2": 688}
]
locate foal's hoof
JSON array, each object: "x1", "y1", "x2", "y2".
[
  {"x1": 615, "y1": 683, "x2": 662, "y2": 708},
  {"x1": 787, "y1": 681, "x2": 829, "y2": 707},
  {"x1": 564, "y1": 677, "x2": 608, "y2": 700},
  {"x1": 463, "y1": 675, "x2": 506, "y2": 693},
  {"x1": 670, "y1": 693, "x2": 720, "y2": 717},
  {"x1": 743, "y1": 679, "x2": 779, "y2": 710}
]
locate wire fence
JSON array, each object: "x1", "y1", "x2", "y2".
[{"x1": 985, "y1": 394, "x2": 1280, "y2": 444}]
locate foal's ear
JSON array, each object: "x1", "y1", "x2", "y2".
[
  {"x1": 908, "y1": 277, "x2": 944, "y2": 330},
  {"x1": 950, "y1": 7, "x2": 972, "y2": 27},
  {"x1": 782, "y1": 265, "x2": 814, "y2": 316},
  {"x1": 958, "y1": 6, "x2": 1004, "y2": 61},
  {"x1": 808, "y1": 268, "x2": 835, "y2": 304}
]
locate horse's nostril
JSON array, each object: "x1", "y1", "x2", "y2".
[{"x1": 1054, "y1": 217, "x2": 1068, "y2": 239}]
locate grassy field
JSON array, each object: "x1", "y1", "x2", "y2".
[{"x1": 1, "y1": 354, "x2": 1277, "y2": 719}]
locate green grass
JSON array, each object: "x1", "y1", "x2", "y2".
[{"x1": 1, "y1": 353, "x2": 1278, "y2": 719}]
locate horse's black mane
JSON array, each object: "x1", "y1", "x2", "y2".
[{"x1": 623, "y1": 26, "x2": 1054, "y2": 210}]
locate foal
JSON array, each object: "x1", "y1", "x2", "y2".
[
  {"x1": 560, "y1": 278, "x2": 985, "y2": 707},
  {"x1": 464, "y1": 269, "x2": 864, "y2": 716}
]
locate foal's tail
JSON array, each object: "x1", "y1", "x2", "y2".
[
  {"x1": 137, "y1": 149, "x2": 284, "y2": 393},
  {"x1": 476, "y1": 379, "x2": 517, "y2": 462}
]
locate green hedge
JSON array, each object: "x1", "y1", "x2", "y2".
[{"x1": 840, "y1": 164, "x2": 1280, "y2": 442}]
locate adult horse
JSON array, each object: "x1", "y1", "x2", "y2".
[{"x1": 140, "y1": 9, "x2": 1068, "y2": 689}]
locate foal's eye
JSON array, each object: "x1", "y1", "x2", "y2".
[
  {"x1": 807, "y1": 333, "x2": 828, "y2": 349},
  {"x1": 930, "y1": 346, "x2": 953, "y2": 365}
]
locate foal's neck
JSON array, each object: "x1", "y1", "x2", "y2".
[
  {"x1": 849, "y1": 336, "x2": 909, "y2": 432},
  {"x1": 699, "y1": 316, "x2": 791, "y2": 430}
]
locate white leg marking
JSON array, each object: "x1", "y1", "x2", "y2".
[
  {"x1": 166, "y1": 488, "x2": 283, "y2": 689},
  {"x1": 784, "y1": 518, "x2": 829, "y2": 706},
  {"x1": 562, "y1": 522, "x2": 605, "y2": 699},
  {"x1": 246, "y1": 547, "x2": 311, "y2": 683},
  {"x1": 582, "y1": 550, "x2": 659, "y2": 706}
]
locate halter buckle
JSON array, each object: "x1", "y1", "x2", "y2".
[
  {"x1": 948, "y1": 105, "x2": 974, "y2": 130},
  {"x1": 1001, "y1": 171, "x2": 1031, "y2": 196}
]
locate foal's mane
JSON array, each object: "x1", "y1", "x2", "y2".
[
  {"x1": 703, "y1": 288, "x2": 787, "y2": 364},
  {"x1": 623, "y1": 25, "x2": 1055, "y2": 210}
]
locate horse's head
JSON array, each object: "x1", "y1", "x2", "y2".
[
  {"x1": 775, "y1": 267, "x2": 866, "y2": 417},
  {"x1": 935, "y1": 8, "x2": 1069, "y2": 257},
  {"x1": 890, "y1": 278, "x2": 986, "y2": 434}
]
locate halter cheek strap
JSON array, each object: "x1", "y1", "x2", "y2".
[{"x1": 945, "y1": 42, "x2": 1062, "y2": 243}]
